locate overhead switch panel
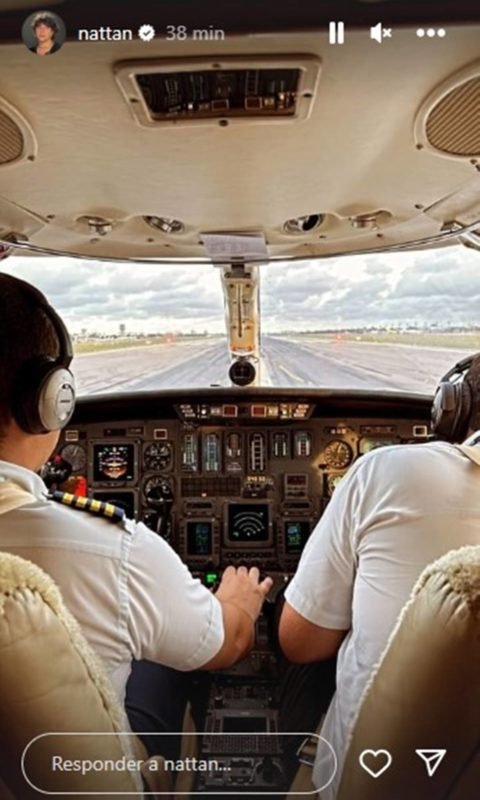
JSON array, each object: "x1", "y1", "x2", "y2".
[
  {"x1": 137, "y1": 68, "x2": 299, "y2": 119},
  {"x1": 115, "y1": 56, "x2": 321, "y2": 127}
]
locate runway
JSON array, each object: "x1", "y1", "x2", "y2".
[
  {"x1": 261, "y1": 337, "x2": 472, "y2": 393},
  {"x1": 73, "y1": 340, "x2": 227, "y2": 394},
  {"x1": 73, "y1": 336, "x2": 473, "y2": 396}
]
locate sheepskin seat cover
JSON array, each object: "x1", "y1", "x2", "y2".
[
  {"x1": 0, "y1": 552, "x2": 142, "y2": 798},
  {"x1": 337, "y1": 546, "x2": 480, "y2": 800}
]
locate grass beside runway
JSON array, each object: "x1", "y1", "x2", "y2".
[
  {"x1": 300, "y1": 332, "x2": 480, "y2": 349},
  {"x1": 74, "y1": 336, "x2": 220, "y2": 355},
  {"x1": 75, "y1": 331, "x2": 480, "y2": 356}
]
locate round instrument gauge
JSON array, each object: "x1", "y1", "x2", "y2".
[
  {"x1": 327, "y1": 473, "x2": 344, "y2": 495},
  {"x1": 60, "y1": 444, "x2": 86, "y2": 472},
  {"x1": 144, "y1": 443, "x2": 172, "y2": 471},
  {"x1": 143, "y1": 476, "x2": 174, "y2": 507},
  {"x1": 322, "y1": 440, "x2": 353, "y2": 470}
]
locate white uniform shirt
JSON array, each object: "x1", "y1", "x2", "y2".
[
  {"x1": 285, "y1": 439, "x2": 480, "y2": 798},
  {"x1": 0, "y1": 460, "x2": 224, "y2": 704}
]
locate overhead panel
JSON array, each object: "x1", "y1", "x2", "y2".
[{"x1": 114, "y1": 55, "x2": 321, "y2": 127}]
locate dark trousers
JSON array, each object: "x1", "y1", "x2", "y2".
[
  {"x1": 276, "y1": 657, "x2": 337, "y2": 788},
  {"x1": 125, "y1": 660, "x2": 211, "y2": 760}
]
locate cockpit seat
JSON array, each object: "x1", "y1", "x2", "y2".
[
  {"x1": 0, "y1": 551, "x2": 181, "y2": 799},
  {"x1": 336, "y1": 545, "x2": 480, "y2": 800}
]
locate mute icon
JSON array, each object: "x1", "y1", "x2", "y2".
[{"x1": 370, "y1": 23, "x2": 393, "y2": 43}]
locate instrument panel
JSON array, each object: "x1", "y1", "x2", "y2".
[{"x1": 47, "y1": 391, "x2": 431, "y2": 586}]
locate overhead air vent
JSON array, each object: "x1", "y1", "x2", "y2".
[
  {"x1": 415, "y1": 63, "x2": 480, "y2": 159},
  {"x1": 115, "y1": 56, "x2": 320, "y2": 127},
  {"x1": 284, "y1": 214, "x2": 325, "y2": 234},
  {"x1": 0, "y1": 98, "x2": 36, "y2": 167}
]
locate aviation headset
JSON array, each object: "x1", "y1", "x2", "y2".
[
  {"x1": 430, "y1": 353, "x2": 480, "y2": 442},
  {"x1": 12, "y1": 285, "x2": 76, "y2": 435}
]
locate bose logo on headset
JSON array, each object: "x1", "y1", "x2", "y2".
[
  {"x1": 13, "y1": 290, "x2": 76, "y2": 435},
  {"x1": 431, "y1": 354, "x2": 480, "y2": 442}
]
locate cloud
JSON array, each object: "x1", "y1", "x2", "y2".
[
  {"x1": 394, "y1": 266, "x2": 480, "y2": 300},
  {"x1": 1, "y1": 244, "x2": 479, "y2": 333},
  {"x1": 0, "y1": 257, "x2": 226, "y2": 332},
  {"x1": 364, "y1": 257, "x2": 395, "y2": 276}
]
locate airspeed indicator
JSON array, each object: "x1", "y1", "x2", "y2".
[{"x1": 60, "y1": 444, "x2": 86, "y2": 472}]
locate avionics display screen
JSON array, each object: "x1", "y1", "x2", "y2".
[
  {"x1": 227, "y1": 503, "x2": 270, "y2": 545},
  {"x1": 93, "y1": 444, "x2": 135, "y2": 482},
  {"x1": 285, "y1": 521, "x2": 311, "y2": 554},
  {"x1": 187, "y1": 521, "x2": 213, "y2": 556},
  {"x1": 223, "y1": 717, "x2": 268, "y2": 733},
  {"x1": 92, "y1": 491, "x2": 136, "y2": 519}
]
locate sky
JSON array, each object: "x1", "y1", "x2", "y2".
[{"x1": 1, "y1": 244, "x2": 479, "y2": 334}]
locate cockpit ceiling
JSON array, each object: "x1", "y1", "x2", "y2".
[{"x1": 0, "y1": 26, "x2": 479, "y2": 260}]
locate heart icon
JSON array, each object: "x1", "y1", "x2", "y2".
[{"x1": 359, "y1": 749, "x2": 393, "y2": 778}]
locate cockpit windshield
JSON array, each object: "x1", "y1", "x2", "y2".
[{"x1": 2, "y1": 243, "x2": 478, "y2": 395}]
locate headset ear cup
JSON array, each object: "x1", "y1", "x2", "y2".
[
  {"x1": 453, "y1": 380, "x2": 473, "y2": 441},
  {"x1": 13, "y1": 358, "x2": 75, "y2": 435},
  {"x1": 13, "y1": 357, "x2": 56, "y2": 434},
  {"x1": 38, "y1": 367, "x2": 76, "y2": 432},
  {"x1": 4, "y1": 284, "x2": 75, "y2": 434},
  {"x1": 431, "y1": 379, "x2": 473, "y2": 442},
  {"x1": 431, "y1": 382, "x2": 459, "y2": 440}
]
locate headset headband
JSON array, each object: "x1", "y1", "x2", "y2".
[
  {"x1": 440, "y1": 355, "x2": 475, "y2": 384},
  {"x1": 2, "y1": 274, "x2": 73, "y2": 368},
  {"x1": 36, "y1": 297, "x2": 73, "y2": 368}
]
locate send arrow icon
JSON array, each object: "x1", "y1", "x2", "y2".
[{"x1": 416, "y1": 749, "x2": 447, "y2": 777}]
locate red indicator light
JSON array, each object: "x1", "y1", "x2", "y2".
[{"x1": 73, "y1": 477, "x2": 88, "y2": 497}]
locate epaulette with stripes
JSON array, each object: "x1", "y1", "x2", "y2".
[{"x1": 48, "y1": 491, "x2": 126, "y2": 524}]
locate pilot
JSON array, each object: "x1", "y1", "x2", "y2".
[
  {"x1": 278, "y1": 355, "x2": 480, "y2": 798},
  {"x1": 28, "y1": 13, "x2": 62, "y2": 56},
  {"x1": 0, "y1": 273, "x2": 272, "y2": 759}
]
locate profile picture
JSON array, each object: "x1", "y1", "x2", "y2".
[{"x1": 22, "y1": 10, "x2": 66, "y2": 56}]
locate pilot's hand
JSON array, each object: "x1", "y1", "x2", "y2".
[
  {"x1": 215, "y1": 566, "x2": 273, "y2": 624},
  {"x1": 202, "y1": 567, "x2": 274, "y2": 669}
]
